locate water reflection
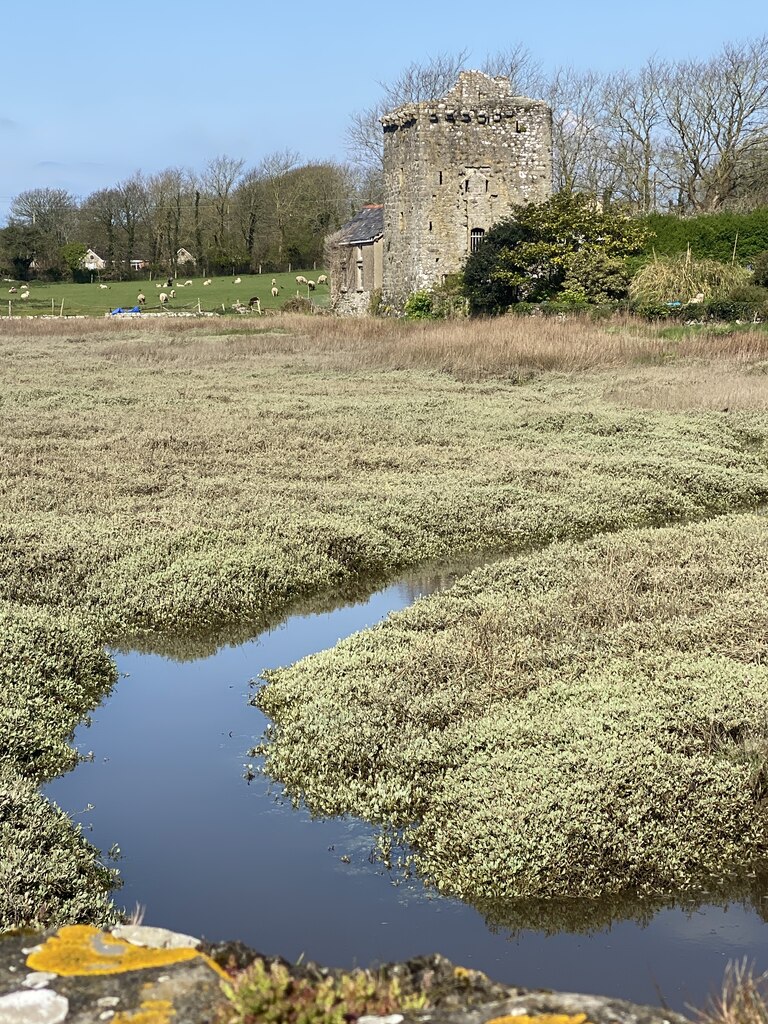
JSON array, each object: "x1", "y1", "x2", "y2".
[
  {"x1": 44, "y1": 559, "x2": 768, "y2": 1014},
  {"x1": 111, "y1": 554, "x2": 502, "y2": 662}
]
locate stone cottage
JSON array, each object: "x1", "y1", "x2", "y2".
[
  {"x1": 327, "y1": 205, "x2": 384, "y2": 316},
  {"x1": 329, "y1": 70, "x2": 552, "y2": 313}
]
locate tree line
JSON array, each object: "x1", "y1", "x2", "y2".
[
  {"x1": 0, "y1": 152, "x2": 372, "y2": 281},
  {"x1": 347, "y1": 37, "x2": 768, "y2": 215}
]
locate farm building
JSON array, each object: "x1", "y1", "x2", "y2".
[
  {"x1": 327, "y1": 205, "x2": 384, "y2": 316},
  {"x1": 328, "y1": 70, "x2": 552, "y2": 313},
  {"x1": 176, "y1": 247, "x2": 195, "y2": 266}
]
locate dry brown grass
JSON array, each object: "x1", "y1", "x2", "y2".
[
  {"x1": 5, "y1": 313, "x2": 768, "y2": 405},
  {"x1": 5, "y1": 310, "x2": 768, "y2": 368},
  {"x1": 606, "y1": 364, "x2": 768, "y2": 412},
  {"x1": 697, "y1": 961, "x2": 768, "y2": 1024}
]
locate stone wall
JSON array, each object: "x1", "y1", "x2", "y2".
[
  {"x1": 330, "y1": 240, "x2": 383, "y2": 316},
  {"x1": 381, "y1": 71, "x2": 552, "y2": 309}
]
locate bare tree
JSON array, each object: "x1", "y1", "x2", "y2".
[
  {"x1": 251, "y1": 149, "x2": 301, "y2": 267},
  {"x1": 79, "y1": 188, "x2": 121, "y2": 267},
  {"x1": 658, "y1": 37, "x2": 768, "y2": 212},
  {"x1": 201, "y1": 154, "x2": 245, "y2": 251},
  {"x1": 10, "y1": 187, "x2": 78, "y2": 244},
  {"x1": 144, "y1": 167, "x2": 191, "y2": 270},
  {"x1": 545, "y1": 66, "x2": 606, "y2": 194},
  {"x1": 115, "y1": 172, "x2": 149, "y2": 270},
  {"x1": 601, "y1": 62, "x2": 665, "y2": 212},
  {"x1": 345, "y1": 50, "x2": 470, "y2": 182},
  {"x1": 481, "y1": 44, "x2": 545, "y2": 97}
]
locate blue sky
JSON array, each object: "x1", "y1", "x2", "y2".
[{"x1": 1, "y1": 0, "x2": 766, "y2": 223}]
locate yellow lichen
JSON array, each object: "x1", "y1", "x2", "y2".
[
  {"x1": 25, "y1": 925, "x2": 227, "y2": 980},
  {"x1": 112, "y1": 999, "x2": 176, "y2": 1024},
  {"x1": 485, "y1": 1015, "x2": 589, "y2": 1024}
]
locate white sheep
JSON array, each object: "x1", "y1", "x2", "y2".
[
  {"x1": 271, "y1": 286, "x2": 279, "y2": 298},
  {"x1": 203, "y1": 279, "x2": 212, "y2": 286},
  {"x1": 271, "y1": 278, "x2": 277, "y2": 287},
  {"x1": 99, "y1": 283, "x2": 109, "y2": 289},
  {"x1": 20, "y1": 291, "x2": 29, "y2": 299},
  {"x1": 137, "y1": 292, "x2": 146, "y2": 305},
  {"x1": 156, "y1": 282, "x2": 163, "y2": 288},
  {"x1": 184, "y1": 280, "x2": 193, "y2": 286},
  {"x1": 316, "y1": 274, "x2": 328, "y2": 285},
  {"x1": 176, "y1": 282, "x2": 185, "y2": 288},
  {"x1": 159, "y1": 292, "x2": 169, "y2": 305},
  {"x1": 8, "y1": 287, "x2": 17, "y2": 294},
  {"x1": 296, "y1": 275, "x2": 307, "y2": 285},
  {"x1": 234, "y1": 276, "x2": 242, "y2": 284}
]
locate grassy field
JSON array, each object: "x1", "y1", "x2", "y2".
[
  {"x1": 2, "y1": 311, "x2": 768, "y2": 930},
  {"x1": 0, "y1": 269, "x2": 328, "y2": 317}
]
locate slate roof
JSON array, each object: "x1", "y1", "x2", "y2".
[{"x1": 336, "y1": 205, "x2": 384, "y2": 245}]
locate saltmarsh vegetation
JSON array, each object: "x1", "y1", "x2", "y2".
[
  {"x1": 2, "y1": 311, "x2": 768, "y2": 930},
  {"x1": 256, "y1": 514, "x2": 768, "y2": 905},
  {"x1": 0, "y1": 603, "x2": 119, "y2": 928}
]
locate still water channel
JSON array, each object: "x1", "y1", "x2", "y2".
[{"x1": 45, "y1": 562, "x2": 768, "y2": 1014}]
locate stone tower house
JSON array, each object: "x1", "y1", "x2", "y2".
[{"x1": 381, "y1": 70, "x2": 552, "y2": 308}]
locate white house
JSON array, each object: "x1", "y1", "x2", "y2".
[{"x1": 82, "y1": 249, "x2": 106, "y2": 271}]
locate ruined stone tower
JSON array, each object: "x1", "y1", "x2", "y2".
[{"x1": 381, "y1": 70, "x2": 552, "y2": 308}]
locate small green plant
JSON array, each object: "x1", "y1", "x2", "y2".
[
  {"x1": 404, "y1": 289, "x2": 436, "y2": 320},
  {"x1": 220, "y1": 958, "x2": 426, "y2": 1024}
]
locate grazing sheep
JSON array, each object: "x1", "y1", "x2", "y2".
[
  {"x1": 99, "y1": 283, "x2": 109, "y2": 289},
  {"x1": 271, "y1": 286, "x2": 279, "y2": 298},
  {"x1": 156, "y1": 282, "x2": 163, "y2": 288},
  {"x1": 169, "y1": 289, "x2": 176, "y2": 298},
  {"x1": 137, "y1": 292, "x2": 146, "y2": 305},
  {"x1": 20, "y1": 291, "x2": 29, "y2": 299},
  {"x1": 234, "y1": 276, "x2": 242, "y2": 284},
  {"x1": 248, "y1": 296, "x2": 262, "y2": 313},
  {"x1": 316, "y1": 274, "x2": 327, "y2": 285},
  {"x1": 176, "y1": 282, "x2": 185, "y2": 288},
  {"x1": 203, "y1": 279, "x2": 212, "y2": 286},
  {"x1": 159, "y1": 292, "x2": 169, "y2": 305},
  {"x1": 184, "y1": 280, "x2": 193, "y2": 286},
  {"x1": 271, "y1": 278, "x2": 277, "y2": 287},
  {"x1": 307, "y1": 280, "x2": 316, "y2": 291},
  {"x1": 295, "y1": 275, "x2": 307, "y2": 285},
  {"x1": 8, "y1": 287, "x2": 17, "y2": 294}
]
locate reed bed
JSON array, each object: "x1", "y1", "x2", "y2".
[{"x1": 7, "y1": 311, "x2": 767, "y2": 380}]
